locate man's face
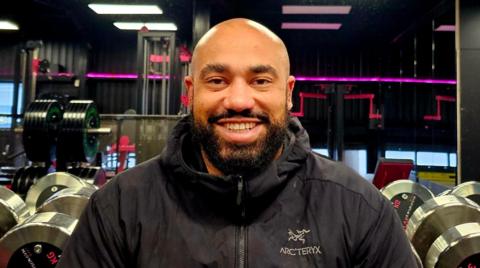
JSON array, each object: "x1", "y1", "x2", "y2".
[{"x1": 185, "y1": 26, "x2": 295, "y2": 176}]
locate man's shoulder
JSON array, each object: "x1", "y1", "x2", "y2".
[
  {"x1": 92, "y1": 156, "x2": 165, "y2": 206},
  {"x1": 304, "y1": 152, "x2": 386, "y2": 213}
]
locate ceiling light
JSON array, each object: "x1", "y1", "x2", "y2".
[
  {"x1": 113, "y1": 22, "x2": 177, "y2": 31},
  {"x1": 88, "y1": 4, "x2": 162, "y2": 14},
  {"x1": 435, "y1": 25, "x2": 455, "y2": 32},
  {"x1": 282, "y1": 5, "x2": 351, "y2": 15},
  {"x1": 0, "y1": 21, "x2": 19, "y2": 30},
  {"x1": 281, "y1": 22, "x2": 342, "y2": 30}
]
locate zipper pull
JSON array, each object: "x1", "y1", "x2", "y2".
[{"x1": 236, "y1": 176, "x2": 244, "y2": 206}]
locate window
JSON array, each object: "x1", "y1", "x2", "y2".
[
  {"x1": 312, "y1": 148, "x2": 329, "y2": 157},
  {"x1": 449, "y1": 153, "x2": 457, "y2": 167},
  {"x1": 385, "y1": 150, "x2": 416, "y2": 163},
  {"x1": 0, "y1": 82, "x2": 23, "y2": 128},
  {"x1": 416, "y1": 152, "x2": 449, "y2": 167},
  {"x1": 344, "y1": 149, "x2": 367, "y2": 176}
]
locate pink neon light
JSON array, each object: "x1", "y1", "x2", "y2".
[
  {"x1": 282, "y1": 5, "x2": 351, "y2": 14},
  {"x1": 291, "y1": 92, "x2": 327, "y2": 117},
  {"x1": 37, "y1": 72, "x2": 75, "y2": 77},
  {"x1": 295, "y1": 76, "x2": 456, "y2": 85},
  {"x1": 423, "y1": 95, "x2": 456, "y2": 121},
  {"x1": 290, "y1": 91, "x2": 382, "y2": 119},
  {"x1": 281, "y1": 23, "x2": 342, "y2": 30},
  {"x1": 344, "y1": 94, "x2": 382, "y2": 119},
  {"x1": 435, "y1": 25, "x2": 455, "y2": 32},
  {"x1": 86, "y1": 73, "x2": 169, "y2": 79}
]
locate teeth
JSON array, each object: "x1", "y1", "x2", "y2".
[{"x1": 225, "y1": 122, "x2": 255, "y2": 131}]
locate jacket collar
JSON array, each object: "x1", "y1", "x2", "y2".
[{"x1": 160, "y1": 115, "x2": 310, "y2": 199}]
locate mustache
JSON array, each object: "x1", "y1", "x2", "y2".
[{"x1": 207, "y1": 110, "x2": 270, "y2": 124}]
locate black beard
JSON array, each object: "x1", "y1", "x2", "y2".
[{"x1": 191, "y1": 110, "x2": 288, "y2": 177}]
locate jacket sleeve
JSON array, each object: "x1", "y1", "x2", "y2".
[
  {"x1": 354, "y1": 196, "x2": 419, "y2": 268},
  {"x1": 57, "y1": 188, "x2": 127, "y2": 268}
]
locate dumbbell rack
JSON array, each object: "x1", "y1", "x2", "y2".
[{"x1": 381, "y1": 179, "x2": 480, "y2": 268}]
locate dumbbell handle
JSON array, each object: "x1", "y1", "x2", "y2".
[{"x1": 86, "y1": 128, "x2": 111, "y2": 134}]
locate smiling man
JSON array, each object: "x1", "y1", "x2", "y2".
[
  {"x1": 186, "y1": 19, "x2": 294, "y2": 177},
  {"x1": 58, "y1": 19, "x2": 417, "y2": 267}
]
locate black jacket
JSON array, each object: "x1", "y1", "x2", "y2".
[{"x1": 58, "y1": 116, "x2": 417, "y2": 267}]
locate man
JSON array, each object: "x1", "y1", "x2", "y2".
[{"x1": 59, "y1": 18, "x2": 417, "y2": 267}]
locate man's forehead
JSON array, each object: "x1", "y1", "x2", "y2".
[{"x1": 191, "y1": 19, "x2": 290, "y2": 76}]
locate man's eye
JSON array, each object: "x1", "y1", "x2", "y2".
[
  {"x1": 252, "y1": 78, "x2": 271, "y2": 86},
  {"x1": 207, "y1": 78, "x2": 225, "y2": 85}
]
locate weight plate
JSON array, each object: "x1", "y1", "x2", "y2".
[
  {"x1": 0, "y1": 212, "x2": 77, "y2": 268},
  {"x1": 11, "y1": 167, "x2": 24, "y2": 194},
  {"x1": 450, "y1": 181, "x2": 480, "y2": 205},
  {"x1": 380, "y1": 180, "x2": 435, "y2": 229},
  {"x1": 22, "y1": 100, "x2": 63, "y2": 163},
  {"x1": 37, "y1": 186, "x2": 96, "y2": 219},
  {"x1": 80, "y1": 167, "x2": 90, "y2": 178},
  {"x1": 425, "y1": 222, "x2": 480, "y2": 268},
  {"x1": 57, "y1": 100, "x2": 100, "y2": 163},
  {"x1": 19, "y1": 167, "x2": 34, "y2": 196},
  {"x1": 25, "y1": 172, "x2": 88, "y2": 214},
  {"x1": 0, "y1": 187, "x2": 30, "y2": 238},
  {"x1": 406, "y1": 195, "x2": 480, "y2": 264}
]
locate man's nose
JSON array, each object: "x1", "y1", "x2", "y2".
[{"x1": 223, "y1": 79, "x2": 255, "y2": 112}]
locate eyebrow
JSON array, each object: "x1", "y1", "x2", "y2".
[
  {"x1": 198, "y1": 63, "x2": 279, "y2": 79},
  {"x1": 199, "y1": 64, "x2": 228, "y2": 79},
  {"x1": 249, "y1": 64, "x2": 278, "y2": 78}
]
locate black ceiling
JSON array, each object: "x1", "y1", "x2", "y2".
[{"x1": 1, "y1": 0, "x2": 454, "y2": 49}]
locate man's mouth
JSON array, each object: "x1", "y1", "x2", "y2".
[{"x1": 224, "y1": 122, "x2": 257, "y2": 131}]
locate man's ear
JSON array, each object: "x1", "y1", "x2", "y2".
[
  {"x1": 184, "y1": 76, "x2": 194, "y2": 110},
  {"x1": 286, "y1": 75, "x2": 295, "y2": 111}
]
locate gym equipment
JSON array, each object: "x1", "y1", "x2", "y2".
[
  {"x1": 450, "y1": 181, "x2": 480, "y2": 205},
  {"x1": 22, "y1": 100, "x2": 63, "y2": 163},
  {"x1": 0, "y1": 187, "x2": 30, "y2": 238},
  {"x1": 372, "y1": 158, "x2": 414, "y2": 189},
  {"x1": 0, "y1": 212, "x2": 77, "y2": 268},
  {"x1": 425, "y1": 222, "x2": 480, "y2": 268},
  {"x1": 406, "y1": 195, "x2": 480, "y2": 264},
  {"x1": 37, "y1": 186, "x2": 96, "y2": 219},
  {"x1": 67, "y1": 166, "x2": 106, "y2": 186},
  {"x1": 380, "y1": 180, "x2": 434, "y2": 229},
  {"x1": 25, "y1": 172, "x2": 94, "y2": 214},
  {"x1": 436, "y1": 189, "x2": 451, "y2": 196},
  {"x1": 57, "y1": 100, "x2": 100, "y2": 163},
  {"x1": 11, "y1": 166, "x2": 48, "y2": 199}
]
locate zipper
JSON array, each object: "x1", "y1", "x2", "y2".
[{"x1": 236, "y1": 176, "x2": 247, "y2": 268}]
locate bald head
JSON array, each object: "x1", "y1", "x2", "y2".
[{"x1": 191, "y1": 18, "x2": 291, "y2": 79}]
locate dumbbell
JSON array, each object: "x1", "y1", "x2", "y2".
[
  {"x1": 67, "y1": 166, "x2": 107, "y2": 186},
  {"x1": 25, "y1": 172, "x2": 96, "y2": 215},
  {"x1": 449, "y1": 181, "x2": 480, "y2": 205},
  {"x1": 380, "y1": 180, "x2": 434, "y2": 229},
  {"x1": 0, "y1": 175, "x2": 98, "y2": 267},
  {"x1": 425, "y1": 222, "x2": 480, "y2": 268},
  {"x1": 0, "y1": 212, "x2": 77, "y2": 268},
  {"x1": 11, "y1": 166, "x2": 48, "y2": 199},
  {"x1": 37, "y1": 186, "x2": 96, "y2": 219},
  {"x1": 0, "y1": 187, "x2": 30, "y2": 238},
  {"x1": 406, "y1": 195, "x2": 480, "y2": 264}
]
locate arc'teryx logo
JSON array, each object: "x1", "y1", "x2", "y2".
[
  {"x1": 288, "y1": 229, "x2": 310, "y2": 244},
  {"x1": 280, "y1": 228, "x2": 322, "y2": 256}
]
